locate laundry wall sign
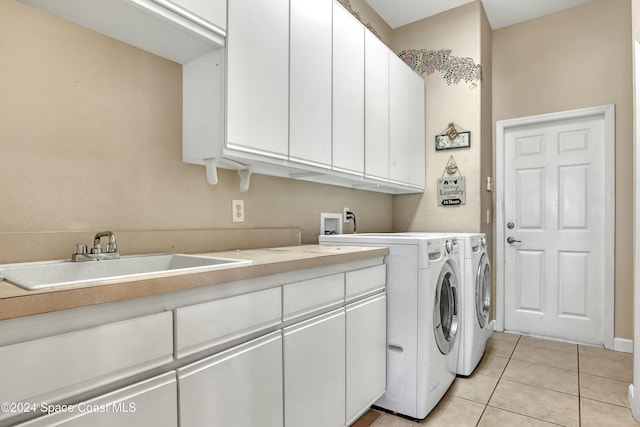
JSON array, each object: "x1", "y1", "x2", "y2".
[{"x1": 437, "y1": 176, "x2": 466, "y2": 206}]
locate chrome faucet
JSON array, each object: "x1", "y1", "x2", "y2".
[{"x1": 72, "y1": 231, "x2": 120, "y2": 262}]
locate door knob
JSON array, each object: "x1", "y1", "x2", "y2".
[{"x1": 506, "y1": 236, "x2": 521, "y2": 244}]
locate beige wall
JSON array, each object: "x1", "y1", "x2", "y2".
[
  {"x1": 493, "y1": 0, "x2": 633, "y2": 339},
  {"x1": 479, "y1": 3, "x2": 494, "y2": 266},
  {"x1": 0, "y1": 0, "x2": 393, "y2": 257},
  {"x1": 391, "y1": 3, "x2": 490, "y2": 236},
  {"x1": 348, "y1": 0, "x2": 393, "y2": 45}
]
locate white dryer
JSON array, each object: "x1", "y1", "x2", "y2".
[
  {"x1": 394, "y1": 232, "x2": 493, "y2": 376},
  {"x1": 319, "y1": 233, "x2": 461, "y2": 419},
  {"x1": 455, "y1": 233, "x2": 492, "y2": 375}
]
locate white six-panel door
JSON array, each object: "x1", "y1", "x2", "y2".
[{"x1": 499, "y1": 106, "x2": 614, "y2": 346}]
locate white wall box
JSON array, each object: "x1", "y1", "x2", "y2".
[
  {"x1": 346, "y1": 293, "x2": 387, "y2": 425},
  {"x1": 16, "y1": 372, "x2": 178, "y2": 427},
  {"x1": 18, "y1": 0, "x2": 224, "y2": 64},
  {"x1": 284, "y1": 309, "x2": 346, "y2": 427},
  {"x1": 175, "y1": 287, "x2": 282, "y2": 358},
  {"x1": 332, "y1": 2, "x2": 365, "y2": 175},
  {"x1": 0, "y1": 311, "x2": 173, "y2": 424},
  {"x1": 178, "y1": 332, "x2": 284, "y2": 427}
]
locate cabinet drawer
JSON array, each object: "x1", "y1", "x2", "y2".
[
  {"x1": 0, "y1": 312, "x2": 173, "y2": 413},
  {"x1": 345, "y1": 264, "x2": 386, "y2": 301},
  {"x1": 283, "y1": 273, "x2": 344, "y2": 321},
  {"x1": 175, "y1": 287, "x2": 282, "y2": 358},
  {"x1": 17, "y1": 372, "x2": 178, "y2": 427}
]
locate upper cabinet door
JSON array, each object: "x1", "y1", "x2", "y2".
[
  {"x1": 389, "y1": 55, "x2": 425, "y2": 189},
  {"x1": 332, "y1": 2, "x2": 365, "y2": 175},
  {"x1": 389, "y1": 55, "x2": 411, "y2": 185},
  {"x1": 407, "y1": 71, "x2": 425, "y2": 188},
  {"x1": 160, "y1": 0, "x2": 226, "y2": 31},
  {"x1": 226, "y1": 0, "x2": 289, "y2": 158},
  {"x1": 289, "y1": 0, "x2": 333, "y2": 168},
  {"x1": 364, "y1": 32, "x2": 390, "y2": 181}
]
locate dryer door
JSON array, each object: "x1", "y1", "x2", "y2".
[
  {"x1": 433, "y1": 260, "x2": 459, "y2": 355},
  {"x1": 475, "y1": 253, "x2": 492, "y2": 328}
]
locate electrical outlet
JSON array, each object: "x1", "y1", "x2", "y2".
[
  {"x1": 344, "y1": 207, "x2": 350, "y2": 223},
  {"x1": 232, "y1": 200, "x2": 245, "y2": 223}
]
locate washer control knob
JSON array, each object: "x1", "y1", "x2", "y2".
[{"x1": 445, "y1": 240, "x2": 452, "y2": 254}]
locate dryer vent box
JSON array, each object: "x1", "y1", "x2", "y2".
[{"x1": 321, "y1": 213, "x2": 343, "y2": 236}]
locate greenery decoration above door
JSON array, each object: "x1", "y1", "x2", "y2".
[{"x1": 398, "y1": 49, "x2": 482, "y2": 87}]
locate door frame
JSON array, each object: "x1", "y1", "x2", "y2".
[{"x1": 495, "y1": 104, "x2": 615, "y2": 349}]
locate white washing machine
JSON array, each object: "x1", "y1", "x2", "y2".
[
  {"x1": 319, "y1": 233, "x2": 461, "y2": 419},
  {"x1": 393, "y1": 232, "x2": 493, "y2": 376}
]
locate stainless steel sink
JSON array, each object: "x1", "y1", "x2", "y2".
[{"x1": 0, "y1": 254, "x2": 254, "y2": 290}]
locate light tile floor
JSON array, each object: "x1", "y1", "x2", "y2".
[{"x1": 353, "y1": 332, "x2": 637, "y2": 427}]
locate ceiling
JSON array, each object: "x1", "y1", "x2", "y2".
[{"x1": 363, "y1": 0, "x2": 596, "y2": 29}]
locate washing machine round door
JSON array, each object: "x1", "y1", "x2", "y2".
[
  {"x1": 475, "y1": 253, "x2": 492, "y2": 328},
  {"x1": 434, "y1": 260, "x2": 459, "y2": 355}
]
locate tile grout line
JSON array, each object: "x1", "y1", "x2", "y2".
[
  {"x1": 577, "y1": 344, "x2": 582, "y2": 427},
  {"x1": 475, "y1": 334, "x2": 522, "y2": 426}
]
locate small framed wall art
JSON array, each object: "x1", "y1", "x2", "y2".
[{"x1": 435, "y1": 123, "x2": 471, "y2": 150}]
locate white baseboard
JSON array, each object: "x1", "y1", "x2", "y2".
[{"x1": 614, "y1": 337, "x2": 633, "y2": 353}]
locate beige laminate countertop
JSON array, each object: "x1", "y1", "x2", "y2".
[{"x1": 0, "y1": 245, "x2": 388, "y2": 321}]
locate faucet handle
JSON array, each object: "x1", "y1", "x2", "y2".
[{"x1": 74, "y1": 244, "x2": 87, "y2": 255}]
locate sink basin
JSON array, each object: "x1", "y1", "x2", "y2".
[{"x1": 0, "y1": 254, "x2": 254, "y2": 291}]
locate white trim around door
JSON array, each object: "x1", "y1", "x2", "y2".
[{"x1": 495, "y1": 104, "x2": 615, "y2": 349}]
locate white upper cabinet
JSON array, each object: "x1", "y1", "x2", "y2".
[
  {"x1": 364, "y1": 32, "x2": 391, "y2": 181},
  {"x1": 19, "y1": 0, "x2": 224, "y2": 64},
  {"x1": 289, "y1": 0, "x2": 333, "y2": 168},
  {"x1": 389, "y1": 54, "x2": 411, "y2": 185},
  {"x1": 407, "y1": 69, "x2": 426, "y2": 188},
  {"x1": 389, "y1": 54, "x2": 425, "y2": 190},
  {"x1": 158, "y1": 0, "x2": 226, "y2": 31},
  {"x1": 226, "y1": 0, "x2": 290, "y2": 159},
  {"x1": 332, "y1": 1, "x2": 365, "y2": 175}
]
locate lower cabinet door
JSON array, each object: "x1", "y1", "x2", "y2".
[
  {"x1": 178, "y1": 331, "x2": 284, "y2": 427},
  {"x1": 17, "y1": 372, "x2": 178, "y2": 427},
  {"x1": 346, "y1": 293, "x2": 387, "y2": 425},
  {"x1": 284, "y1": 308, "x2": 346, "y2": 427}
]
